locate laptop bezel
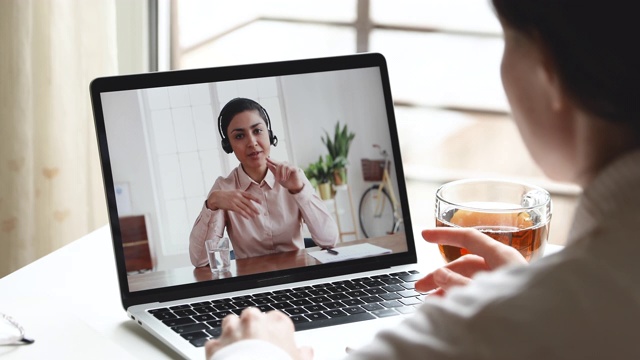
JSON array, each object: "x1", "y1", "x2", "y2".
[{"x1": 89, "y1": 52, "x2": 417, "y2": 309}]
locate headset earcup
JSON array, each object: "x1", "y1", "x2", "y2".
[
  {"x1": 270, "y1": 131, "x2": 278, "y2": 147},
  {"x1": 221, "y1": 139, "x2": 232, "y2": 154}
]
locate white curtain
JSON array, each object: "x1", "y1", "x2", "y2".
[{"x1": 0, "y1": 0, "x2": 117, "y2": 277}]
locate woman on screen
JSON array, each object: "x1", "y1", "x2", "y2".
[{"x1": 189, "y1": 97, "x2": 338, "y2": 266}]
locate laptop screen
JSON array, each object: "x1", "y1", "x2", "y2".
[{"x1": 90, "y1": 53, "x2": 416, "y2": 306}]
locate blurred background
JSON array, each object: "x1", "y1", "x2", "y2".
[{"x1": 0, "y1": 0, "x2": 579, "y2": 278}]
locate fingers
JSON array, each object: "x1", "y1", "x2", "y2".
[
  {"x1": 422, "y1": 228, "x2": 527, "y2": 269},
  {"x1": 415, "y1": 254, "x2": 488, "y2": 292}
]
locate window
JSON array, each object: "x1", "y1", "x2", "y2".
[{"x1": 158, "y1": 0, "x2": 579, "y2": 247}]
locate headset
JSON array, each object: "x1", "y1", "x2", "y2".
[{"x1": 217, "y1": 97, "x2": 278, "y2": 154}]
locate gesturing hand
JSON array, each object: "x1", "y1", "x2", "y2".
[
  {"x1": 266, "y1": 157, "x2": 305, "y2": 193},
  {"x1": 206, "y1": 190, "x2": 261, "y2": 219},
  {"x1": 415, "y1": 227, "x2": 527, "y2": 296},
  {"x1": 205, "y1": 308, "x2": 313, "y2": 360}
]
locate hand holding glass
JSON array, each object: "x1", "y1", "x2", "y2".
[
  {"x1": 205, "y1": 237, "x2": 231, "y2": 274},
  {"x1": 435, "y1": 179, "x2": 552, "y2": 263}
]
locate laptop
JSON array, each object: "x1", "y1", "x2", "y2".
[{"x1": 90, "y1": 52, "x2": 423, "y2": 359}]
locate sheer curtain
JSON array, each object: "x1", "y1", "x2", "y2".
[{"x1": 0, "y1": 0, "x2": 117, "y2": 277}]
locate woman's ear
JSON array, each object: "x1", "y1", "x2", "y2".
[{"x1": 535, "y1": 41, "x2": 566, "y2": 113}]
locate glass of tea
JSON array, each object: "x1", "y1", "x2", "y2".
[{"x1": 435, "y1": 178, "x2": 552, "y2": 263}]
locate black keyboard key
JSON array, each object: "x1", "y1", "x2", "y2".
[
  {"x1": 290, "y1": 291, "x2": 312, "y2": 299},
  {"x1": 211, "y1": 310, "x2": 233, "y2": 319},
  {"x1": 174, "y1": 309, "x2": 197, "y2": 317},
  {"x1": 231, "y1": 300, "x2": 256, "y2": 308},
  {"x1": 371, "y1": 309, "x2": 399, "y2": 318},
  {"x1": 309, "y1": 296, "x2": 331, "y2": 304},
  {"x1": 381, "y1": 278, "x2": 403, "y2": 285},
  {"x1": 361, "y1": 295, "x2": 383, "y2": 303},
  {"x1": 346, "y1": 290, "x2": 367, "y2": 298},
  {"x1": 361, "y1": 303, "x2": 384, "y2": 311},
  {"x1": 172, "y1": 323, "x2": 209, "y2": 334},
  {"x1": 371, "y1": 274, "x2": 391, "y2": 279},
  {"x1": 306, "y1": 312, "x2": 330, "y2": 321},
  {"x1": 231, "y1": 295, "x2": 253, "y2": 301},
  {"x1": 252, "y1": 297, "x2": 273, "y2": 306},
  {"x1": 189, "y1": 337, "x2": 209, "y2": 347},
  {"x1": 162, "y1": 317, "x2": 196, "y2": 327},
  {"x1": 290, "y1": 299, "x2": 313, "y2": 307},
  {"x1": 383, "y1": 284, "x2": 405, "y2": 292},
  {"x1": 312, "y1": 283, "x2": 329, "y2": 289},
  {"x1": 304, "y1": 304, "x2": 328, "y2": 313},
  {"x1": 180, "y1": 331, "x2": 208, "y2": 341},
  {"x1": 364, "y1": 287, "x2": 387, "y2": 295},
  {"x1": 255, "y1": 304, "x2": 275, "y2": 312},
  {"x1": 352, "y1": 277, "x2": 370, "y2": 282},
  {"x1": 362, "y1": 280, "x2": 385, "y2": 288},
  {"x1": 194, "y1": 306, "x2": 215, "y2": 314},
  {"x1": 206, "y1": 319, "x2": 223, "y2": 328},
  {"x1": 271, "y1": 294, "x2": 294, "y2": 302},
  {"x1": 192, "y1": 314, "x2": 216, "y2": 322},
  {"x1": 284, "y1": 307, "x2": 308, "y2": 316},
  {"x1": 153, "y1": 312, "x2": 177, "y2": 320},
  {"x1": 289, "y1": 315, "x2": 310, "y2": 324},
  {"x1": 343, "y1": 306, "x2": 366, "y2": 315},
  {"x1": 381, "y1": 300, "x2": 403, "y2": 308},
  {"x1": 344, "y1": 282, "x2": 367, "y2": 290},
  {"x1": 190, "y1": 301, "x2": 211, "y2": 307},
  {"x1": 169, "y1": 304, "x2": 191, "y2": 311},
  {"x1": 308, "y1": 289, "x2": 331, "y2": 296},
  {"x1": 325, "y1": 285, "x2": 349, "y2": 293},
  {"x1": 380, "y1": 293, "x2": 402, "y2": 301},
  {"x1": 206, "y1": 327, "x2": 222, "y2": 338},
  {"x1": 211, "y1": 298, "x2": 232, "y2": 304},
  {"x1": 323, "y1": 301, "x2": 345, "y2": 310},
  {"x1": 271, "y1": 302, "x2": 293, "y2": 310},
  {"x1": 149, "y1": 307, "x2": 170, "y2": 314},
  {"x1": 253, "y1": 291, "x2": 273, "y2": 298},
  {"x1": 327, "y1": 293, "x2": 350, "y2": 301},
  {"x1": 343, "y1": 298, "x2": 365, "y2": 306},
  {"x1": 294, "y1": 312, "x2": 376, "y2": 331},
  {"x1": 213, "y1": 303, "x2": 237, "y2": 311},
  {"x1": 323, "y1": 309, "x2": 348, "y2": 318},
  {"x1": 292, "y1": 286, "x2": 313, "y2": 291},
  {"x1": 272, "y1": 289, "x2": 292, "y2": 295},
  {"x1": 390, "y1": 271, "x2": 409, "y2": 277},
  {"x1": 399, "y1": 273, "x2": 424, "y2": 282}
]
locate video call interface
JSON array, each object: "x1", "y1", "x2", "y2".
[{"x1": 98, "y1": 66, "x2": 410, "y2": 292}]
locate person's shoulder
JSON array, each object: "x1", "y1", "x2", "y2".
[{"x1": 213, "y1": 166, "x2": 242, "y2": 189}]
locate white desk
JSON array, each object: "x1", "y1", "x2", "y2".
[{"x1": 0, "y1": 225, "x2": 562, "y2": 359}]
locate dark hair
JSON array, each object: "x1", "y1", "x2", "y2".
[
  {"x1": 492, "y1": 0, "x2": 639, "y2": 132},
  {"x1": 218, "y1": 98, "x2": 269, "y2": 140}
]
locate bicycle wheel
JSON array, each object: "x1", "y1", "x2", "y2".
[{"x1": 359, "y1": 185, "x2": 396, "y2": 238}]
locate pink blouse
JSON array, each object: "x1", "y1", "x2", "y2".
[{"x1": 189, "y1": 166, "x2": 339, "y2": 266}]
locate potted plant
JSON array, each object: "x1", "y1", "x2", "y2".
[
  {"x1": 321, "y1": 121, "x2": 355, "y2": 186},
  {"x1": 304, "y1": 155, "x2": 333, "y2": 200}
]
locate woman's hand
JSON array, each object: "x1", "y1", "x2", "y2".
[
  {"x1": 267, "y1": 158, "x2": 305, "y2": 193},
  {"x1": 206, "y1": 190, "x2": 261, "y2": 219},
  {"x1": 205, "y1": 308, "x2": 313, "y2": 360},
  {"x1": 415, "y1": 227, "x2": 527, "y2": 296}
]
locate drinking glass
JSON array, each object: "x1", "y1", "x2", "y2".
[
  {"x1": 205, "y1": 237, "x2": 231, "y2": 274},
  {"x1": 435, "y1": 178, "x2": 552, "y2": 263}
]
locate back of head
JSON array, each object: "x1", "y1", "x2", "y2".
[{"x1": 492, "y1": 0, "x2": 639, "y2": 134}]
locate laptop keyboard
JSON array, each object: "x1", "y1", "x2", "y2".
[{"x1": 147, "y1": 270, "x2": 428, "y2": 348}]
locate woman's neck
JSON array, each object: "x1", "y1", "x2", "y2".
[{"x1": 242, "y1": 164, "x2": 268, "y2": 184}]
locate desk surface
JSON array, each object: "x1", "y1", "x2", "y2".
[
  {"x1": 128, "y1": 233, "x2": 408, "y2": 292},
  {"x1": 0, "y1": 225, "x2": 562, "y2": 359}
]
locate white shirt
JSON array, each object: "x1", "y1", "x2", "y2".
[{"x1": 211, "y1": 149, "x2": 640, "y2": 360}]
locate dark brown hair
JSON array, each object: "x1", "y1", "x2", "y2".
[{"x1": 492, "y1": 0, "x2": 639, "y2": 132}]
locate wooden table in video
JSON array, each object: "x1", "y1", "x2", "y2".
[{"x1": 127, "y1": 233, "x2": 408, "y2": 292}]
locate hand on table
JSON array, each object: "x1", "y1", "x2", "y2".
[
  {"x1": 206, "y1": 190, "x2": 261, "y2": 219},
  {"x1": 205, "y1": 308, "x2": 313, "y2": 360},
  {"x1": 267, "y1": 158, "x2": 305, "y2": 194},
  {"x1": 415, "y1": 227, "x2": 527, "y2": 296}
]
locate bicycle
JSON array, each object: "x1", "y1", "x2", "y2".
[{"x1": 358, "y1": 145, "x2": 403, "y2": 238}]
